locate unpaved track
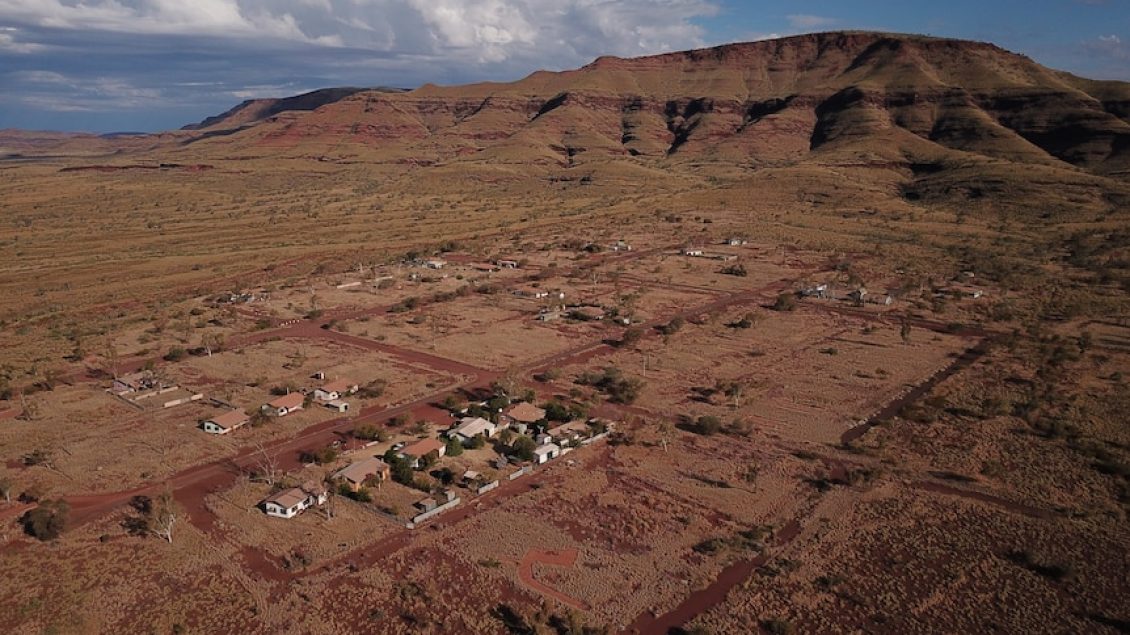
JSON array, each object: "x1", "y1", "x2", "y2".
[{"x1": 517, "y1": 548, "x2": 587, "y2": 610}]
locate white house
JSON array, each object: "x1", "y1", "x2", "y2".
[
  {"x1": 262, "y1": 392, "x2": 304, "y2": 417},
  {"x1": 534, "y1": 443, "x2": 561, "y2": 465},
  {"x1": 262, "y1": 482, "x2": 328, "y2": 519},
  {"x1": 724, "y1": 237, "x2": 747, "y2": 246},
  {"x1": 324, "y1": 400, "x2": 350, "y2": 413},
  {"x1": 681, "y1": 248, "x2": 705, "y2": 257},
  {"x1": 425, "y1": 260, "x2": 446, "y2": 270},
  {"x1": 449, "y1": 417, "x2": 498, "y2": 445},
  {"x1": 201, "y1": 409, "x2": 249, "y2": 435},
  {"x1": 314, "y1": 379, "x2": 358, "y2": 403}
]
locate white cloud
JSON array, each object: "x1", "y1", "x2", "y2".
[
  {"x1": 0, "y1": 0, "x2": 723, "y2": 125},
  {"x1": 0, "y1": 0, "x2": 720, "y2": 65},
  {"x1": 7, "y1": 69, "x2": 167, "y2": 110},
  {"x1": 0, "y1": 27, "x2": 45, "y2": 53}
]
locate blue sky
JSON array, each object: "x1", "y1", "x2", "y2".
[{"x1": 0, "y1": 0, "x2": 1126, "y2": 132}]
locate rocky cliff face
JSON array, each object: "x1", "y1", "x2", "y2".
[{"x1": 180, "y1": 32, "x2": 1128, "y2": 178}]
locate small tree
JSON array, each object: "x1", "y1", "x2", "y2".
[
  {"x1": 619, "y1": 326, "x2": 645, "y2": 348},
  {"x1": 201, "y1": 332, "x2": 226, "y2": 356},
  {"x1": 251, "y1": 442, "x2": 279, "y2": 486},
  {"x1": 772, "y1": 293, "x2": 797, "y2": 312},
  {"x1": 149, "y1": 488, "x2": 177, "y2": 543},
  {"x1": 445, "y1": 436, "x2": 464, "y2": 457},
  {"x1": 103, "y1": 340, "x2": 121, "y2": 380},
  {"x1": 0, "y1": 475, "x2": 12, "y2": 503},
  {"x1": 694, "y1": 415, "x2": 723, "y2": 436},
  {"x1": 385, "y1": 450, "x2": 415, "y2": 485},
  {"x1": 510, "y1": 436, "x2": 537, "y2": 462},
  {"x1": 900, "y1": 319, "x2": 912, "y2": 344},
  {"x1": 658, "y1": 420, "x2": 674, "y2": 453}
]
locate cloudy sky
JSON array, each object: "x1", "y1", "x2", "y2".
[{"x1": 1, "y1": 0, "x2": 1127, "y2": 132}]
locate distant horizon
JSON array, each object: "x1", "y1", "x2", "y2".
[{"x1": 2, "y1": 0, "x2": 1127, "y2": 132}]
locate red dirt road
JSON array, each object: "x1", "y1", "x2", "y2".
[{"x1": 622, "y1": 520, "x2": 803, "y2": 635}]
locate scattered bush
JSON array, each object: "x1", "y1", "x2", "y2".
[
  {"x1": 575, "y1": 367, "x2": 643, "y2": 404},
  {"x1": 21, "y1": 499, "x2": 68, "y2": 541},
  {"x1": 771, "y1": 293, "x2": 797, "y2": 312},
  {"x1": 721, "y1": 263, "x2": 747, "y2": 277},
  {"x1": 163, "y1": 346, "x2": 187, "y2": 362}
]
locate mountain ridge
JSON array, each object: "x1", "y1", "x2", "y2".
[{"x1": 164, "y1": 31, "x2": 1127, "y2": 178}]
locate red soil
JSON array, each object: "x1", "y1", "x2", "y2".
[
  {"x1": 622, "y1": 520, "x2": 803, "y2": 635},
  {"x1": 517, "y1": 548, "x2": 588, "y2": 610}
]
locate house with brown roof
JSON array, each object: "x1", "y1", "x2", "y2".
[
  {"x1": 262, "y1": 482, "x2": 328, "y2": 519},
  {"x1": 332, "y1": 456, "x2": 390, "y2": 492},
  {"x1": 314, "y1": 379, "x2": 358, "y2": 403},
  {"x1": 504, "y1": 402, "x2": 547, "y2": 426},
  {"x1": 399, "y1": 437, "x2": 447, "y2": 469},
  {"x1": 262, "y1": 392, "x2": 305, "y2": 417},
  {"x1": 201, "y1": 409, "x2": 249, "y2": 435}
]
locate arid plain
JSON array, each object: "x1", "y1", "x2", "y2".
[{"x1": 1, "y1": 32, "x2": 1129, "y2": 634}]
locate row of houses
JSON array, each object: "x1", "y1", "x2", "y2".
[
  {"x1": 262, "y1": 407, "x2": 612, "y2": 520},
  {"x1": 200, "y1": 378, "x2": 359, "y2": 435},
  {"x1": 680, "y1": 247, "x2": 739, "y2": 261}
]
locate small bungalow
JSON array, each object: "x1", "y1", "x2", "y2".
[
  {"x1": 263, "y1": 392, "x2": 305, "y2": 417},
  {"x1": 496, "y1": 259, "x2": 521, "y2": 269},
  {"x1": 462, "y1": 469, "x2": 482, "y2": 486},
  {"x1": 537, "y1": 310, "x2": 562, "y2": 322},
  {"x1": 504, "y1": 402, "x2": 546, "y2": 426},
  {"x1": 262, "y1": 483, "x2": 328, "y2": 519},
  {"x1": 201, "y1": 409, "x2": 249, "y2": 435},
  {"x1": 548, "y1": 421, "x2": 590, "y2": 445},
  {"x1": 324, "y1": 400, "x2": 350, "y2": 413},
  {"x1": 424, "y1": 260, "x2": 446, "y2": 270},
  {"x1": 724, "y1": 237, "x2": 747, "y2": 246},
  {"x1": 416, "y1": 497, "x2": 438, "y2": 512},
  {"x1": 333, "y1": 457, "x2": 390, "y2": 492},
  {"x1": 449, "y1": 416, "x2": 497, "y2": 445},
  {"x1": 314, "y1": 379, "x2": 358, "y2": 403},
  {"x1": 610, "y1": 240, "x2": 632, "y2": 252},
  {"x1": 534, "y1": 443, "x2": 561, "y2": 465},
  {"x1": 400, "y1": 437, "x2": 447, "y2": 469}
]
